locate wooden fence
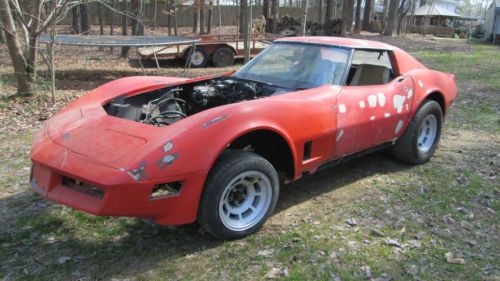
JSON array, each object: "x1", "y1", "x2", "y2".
[{"x1": 59, "y1": 4, "x2": 322, "y2": 28}]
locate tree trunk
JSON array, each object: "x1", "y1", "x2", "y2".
[
  {"x1": 193, "y1": 2, "x2": 199, "y2": 33},
  {"x1": 362, "y1": 0, "x2": 372, "y2": 30},
  {"x1": 72, "y1": 6, "x2": 81, "y2": 34},
  {"x1": 301, "y1": 0, "x2": 308, "y2": 34},
  {"x1": 200, "y1": 0, "x2": 206, "y2": 34},
  {"x1": 110, "y1": 0, "x2": 116, "y2": 35},
  {"x1": 263, "y1": 0, "x2": 271, "y2": 31},
  {"x1": 326, "y1": 0, "x2": 334, "y2": 21},
  {"x1": 131, "y1": 0, "x2": 144, "y2": 36},
  {"x1": 153, "y1": 0, "x2": 158, "y2": 29},
  {"x1": 80, "y1": 2, "x2": 91, "y2": 35},
  {"x1": 173, "y1": 3, "x2": 178, "y2": 35},
  {"x1": 345, "y1": 0, "x2": 353, "y2": 34},
  {"x1": 383, "y1": 0, "x2": 398, "y2": 36},
  {"x1": 0, "y1": 0, "x2": 32, "y2": 95},
  {"x1": 98, "y1": 3, "x2": 104, "y2": 35},
  {"x1": 0, "y1": 28, "x2": 5, "y2": 43},
  {"x1": 270, "y1": 0, "x2": 278, "y2": 33},
  {"x1": 340, "y1": 0, "x2": 348, "y2": 36},
  {"x1": 318, "y1": 0, "x2": 324, "y2": 23},
  {"x1": 239, "y1": 0, "x2": 247, "y2": 36},
  {"x1": 354, "y1": 0, "x2": 361, "y2": 32},
  {"x1": 167, "y1": 0, "x2": 172, "y2": 35},
  {"x1": 121, "y1": 0, "x2": 129, "y2": 58},
  {"x1": 207, "y1": 0, "x2": 213, "y2": 34}
]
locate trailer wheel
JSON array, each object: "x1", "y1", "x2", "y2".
[
  {"x1": 187, "y1": 48, "x2": 208, "y2": 68},
  {"x1": 212, "y1": 47, "x2": 235, "y2": 67}
]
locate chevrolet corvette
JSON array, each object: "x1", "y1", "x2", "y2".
[{"x1": 30, "y1": 37, "x2": 457, "y2": 240}]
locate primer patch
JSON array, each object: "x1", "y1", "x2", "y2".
[
  {"x1": 368, "y1": 95, "x2": 377, "y2": 108},
  {"x1": 395, "y1": 120, "x2": 404, "y2": 134},
  {"x1": 163, "y1": 141, "x2": 174, "y2": 153},
  {"x1": 393, "y1": 95, "x2": 406, "y2": 113},
  {"x1": 359, "y1": 101, "x2": 366, "y2": 108},
  {"x1": 384, "y1": 113, "x2": 391, "y2": 118},
  {"x1": 377, "y1": 93, "x2": 386, "y2": 107},
  {"x1": 407, "y1": 88, "x2": 413, "y2": 99},
  {"x1": 418, "y1": 80, "x2": 424, "y2": 88},
  {"x1": 370, "y1": 115, "x2": 375, "y2": 121},
  {"x1": 339, "y1": 104, "x2": 347, "y2": 113}
]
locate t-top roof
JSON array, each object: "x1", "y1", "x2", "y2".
[
  {"x1": 276, "y1": 36, "x2": 394, "y2": 50},
  {"x1": 38, "y1": 35, "x2": 200, "y2": 47}
]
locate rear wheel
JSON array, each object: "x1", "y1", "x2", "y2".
[
  {"x1": 198, "y1": 150, "x2": 279, "y2": 240},
  {"x1": 212, "y1": 47, "x2": 235, "y2": 67},
  {"x1": 392, "y1": 100, "x2": 443, "y2": 164}
]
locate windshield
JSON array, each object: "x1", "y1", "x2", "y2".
[{"x1": 232, "y1": 43, "x2": 351, "y2": 89}]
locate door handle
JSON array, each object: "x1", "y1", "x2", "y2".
[{"x1": 396, "y1": 77, "x2": 406, "y2": 83}]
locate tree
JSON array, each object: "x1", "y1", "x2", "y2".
[
  {"x1": 383, "y1": 0, "x2": 399, "y2": 36},
  {"x1": 193, "y1": 0, "x2": 199, "y2": 33},
  {"x1": 80, "y1": 2, "x2": 91, "y2": 34},
  {"x1": 270, "y1": 0, "x2": 279, "y2": 33},
  {"x1": 239, "y1": 0, "x2": 247, "y2": 35},
  {"x1": 121, "y1": 0, "x2": 129, "y2": 57},
  {"x1": 340, "y1": 0, "x2": 348, "y2": 36},
  {"x1": 262, "y1": 0, "x2": 271, "y2": 31},
  {"x1": 200, "y1": 0, "x2": 206, "y2": 34},
  {"x1": 0, "y1": 0, "x2": 81, "y2": 95},
  {"x1": 354, "y1": 0, "x2": 362, "y2": 33},
  {"x1": 207, "y1": 0, "x2": 213, "y2": 34},
  {"x1": 326, "y1": 0, "x2": 335, "y2": 21},
  {"x1": 131, "y1": 0, "x2": 144, "y2": 36},
  {"x1": 362, "y1": 0, "x2": 372, "y2": 30}
]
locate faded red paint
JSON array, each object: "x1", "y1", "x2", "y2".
[{"x1": 30, "y1": 37, "x2": 457, "y2": 225}]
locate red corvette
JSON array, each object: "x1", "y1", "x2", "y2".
[{"x1": 30, "y1": 37, "x2": 456, "y2": 239}]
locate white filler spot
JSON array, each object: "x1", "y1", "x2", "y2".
[
  {"x1": 406, "y1": 104, "x2": 410, "y2": 111},
  {"x1": 395, "y1": 120, "x2": 404, "y2": 134},
  {"x1": 407, "y1": 88, "x2": 413, "y2": 99},
  {"x1": 377, "y1": 92, "x2": 386, "y2": 107},
  {"x1": 339, "y1": 104, "x2": 347, "y2": 113},
  {"x1": 359, "y1": 100, "x2": 366, "y2": 108},
  {"x1": 370, "y1": 115, "x2": 376, "y2": 121},
  {"x1": 418, "y1": 80, "x2": 424, "y2": 88},
  {"x1": 384, "y1": 113, "x2": 391, "y2": 118},
  {"x1": 368, "y1": 95, "x2": 377, "y2": 107},
  {"x1": 336, "y1": 129, "x2": 344, "y2": 141},
  {"x1": 393, "y1": 95, "x2": 406, "y2": 113}
]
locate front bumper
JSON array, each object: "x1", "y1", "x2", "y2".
[{"x1": 30, "y1": 146, "x2": 208, "y2": 225}]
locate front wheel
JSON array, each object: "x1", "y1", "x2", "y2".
[
  {"x1": 198, "y1": 150, "x2": 279, "y2": 240},
  {"x1": 392, "y1": 100, "x2": 443, "y2": 164}
]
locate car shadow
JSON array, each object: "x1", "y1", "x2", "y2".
[{"x1": 0, "y1": 151, "x2": 410, "y2": 279}]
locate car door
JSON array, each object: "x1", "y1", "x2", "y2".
[{"x1": 334, "y1": 50, "x2": 414, "y2": 158}]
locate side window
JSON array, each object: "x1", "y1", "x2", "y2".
[{"x1": 346, "y1": 50, "x2": 395, "y2": 86}]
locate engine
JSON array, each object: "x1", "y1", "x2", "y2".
[
  {"x1": 191, "y1": 79, "x2": 261, "y2": 107},
  {"x1": 104, "y1": 77, "x2": 284, "y2": 127}
]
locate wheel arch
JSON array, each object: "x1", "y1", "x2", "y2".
[{"x1": 211, "y1": 128, "x2": 296, "y2": 182}]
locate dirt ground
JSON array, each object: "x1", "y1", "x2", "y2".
[{"x1": 0, "y1": 30, "x2": 498, "y2": 280}]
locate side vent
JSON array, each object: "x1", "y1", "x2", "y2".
[
  {"x1": 150, "y1": 182, "x2": 183, "y2": 200},
  {"x1": 303, "y1": 141, "x2": 312, "y2": 160}
]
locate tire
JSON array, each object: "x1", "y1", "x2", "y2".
[
  {"x1": 392, "y1": 100, "x2": 443, "y2": 164},
  {"x1": 198, "y1": 150, "x2": 279, "y2": 240},
  {"x1": 212, "y1": 47, "x2": 235, "y2": 67},
  {"x1": 186, "y1": 48, "x2": 208, "y2": 68}
]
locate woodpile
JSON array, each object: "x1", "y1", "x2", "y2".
[{"x1": 309, "y1": 19, "x2": 342, "y2": 36}]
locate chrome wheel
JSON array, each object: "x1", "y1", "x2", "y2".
[
  {"x1": 417, "y1": 114, "x2": 437, "y2": 153},
  {"x1": 218, "y1": 171, "x2": 273, "y2": 231},
  {"x1": 190, "y1": 50, "x2": 205, "y2": 66}
]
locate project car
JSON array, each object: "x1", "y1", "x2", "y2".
[{"x1": 30, "y1": 37, "x2": 457, "y2": 240}]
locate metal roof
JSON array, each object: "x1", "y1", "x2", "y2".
[
  {"x1": 413, "y1": 4, "x2": 461, "y2": 17},
  {"x1": 38, "y1": 35, "x2": 200, "y2": 47}
]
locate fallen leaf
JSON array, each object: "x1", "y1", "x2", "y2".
[
  {"x1": 445, "y1": 252, "x2": 466, "y2": 264},
  {"x1": 265, "y1": 267, "x2": 284, "y2": 279},
  {"x1": 57, "y1": 256, "x2": 71, "y2": 265}
]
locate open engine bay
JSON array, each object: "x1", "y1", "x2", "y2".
[{"x1": 103, "y1": 77, "x2": 289, "y2": 126}]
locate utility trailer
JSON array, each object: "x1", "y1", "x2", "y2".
[{"x1": 138, "y1": 33, "x2": 280, "y2": 67}]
